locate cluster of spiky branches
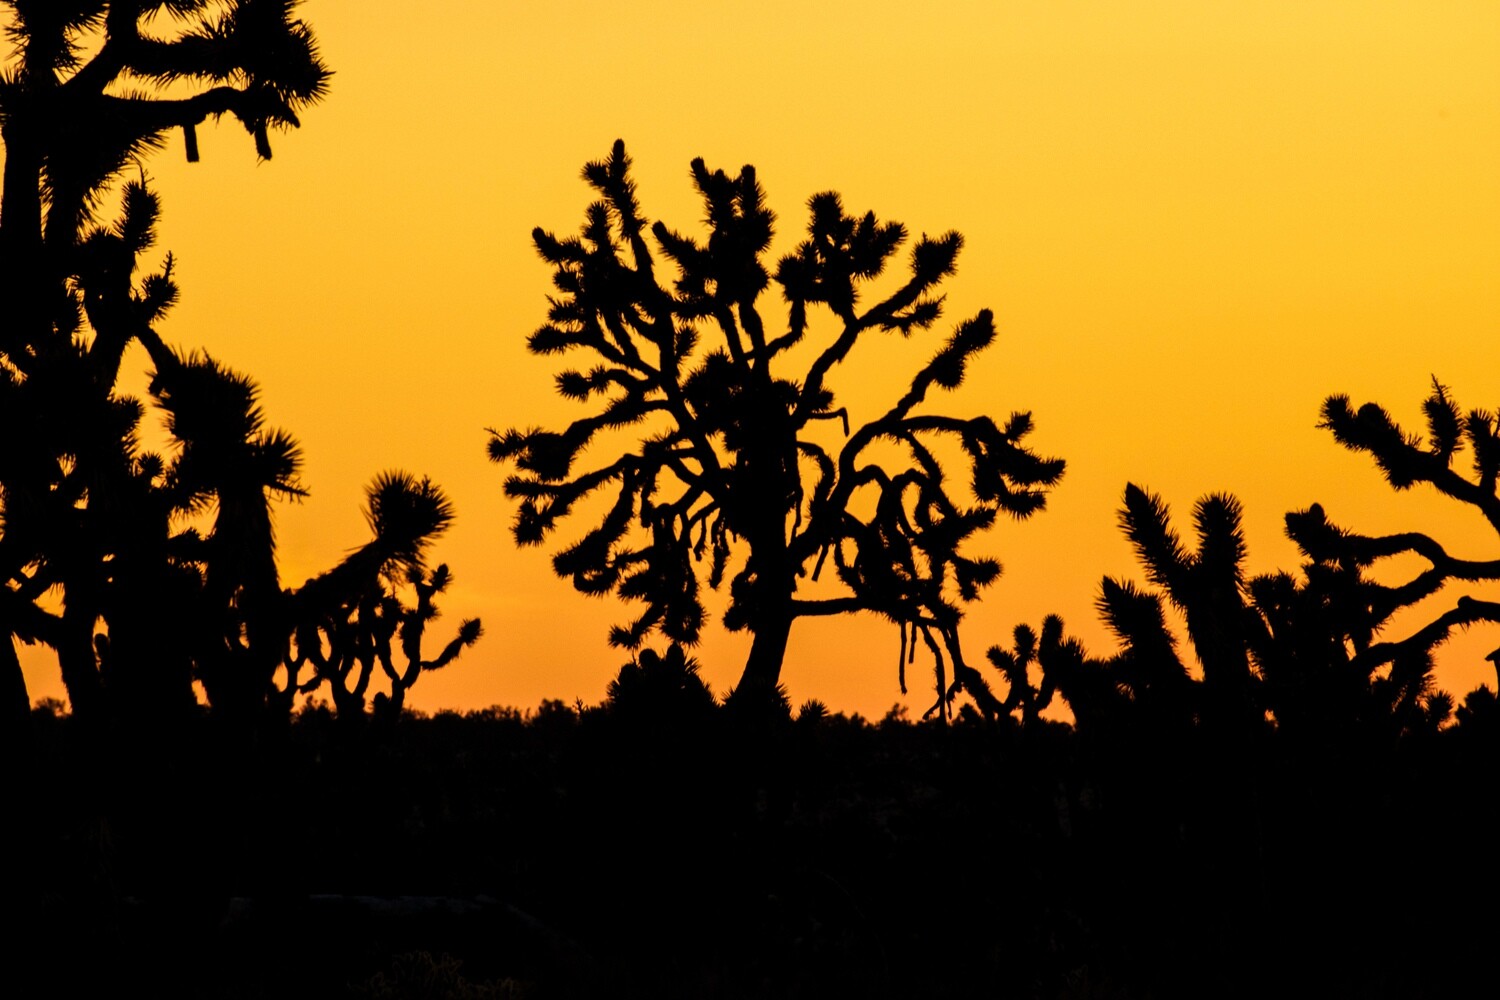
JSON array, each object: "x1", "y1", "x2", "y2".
[
  {"x1": 283, "y1": 477, "x2": 483, "y2": 722},
  {"x1": 0, "y1": 3, "x2": 327, "y2": 729},
  {"x1": 0, "y1": 6, "x2": 482, "y2": 730},
  {"x1": 1311, "y1": 379, "x2": 1500, "y2": 673},
  {"x1": 0, "y1": 2, "x2": 329, "y2": 379},
  {"x1": 975, "y1": 380, "x2": 1500, "y2": 740},
  {"x1": 974, "y1": 488, "x2": 1267, "y2": 734},
  {"x1": 1, "y1": 1, "x2": 328, "y2": 241},
  {"x1": 0, "y1": 177, "x2": 292, "y2": 722},
  {"x1": 0, "y1": 176, "x2": 476, "y2": 725},
  {"x1": 492, "y1": 141, "x2": 1063, "y2": 703}
]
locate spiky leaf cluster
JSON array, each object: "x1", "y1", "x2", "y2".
[
  {"x1": 1307, "y1": 379, "x2": 1500, "y2": 686},
  {"x1": 997, "y1": 483, "x2": 1458, "y2": 741},
  {"x1": 1321, "y1": 378, "x2": 1500, "y2": 529},
  {"x1": 1, "y1": 1, "x2": 328, "y2": 187}
]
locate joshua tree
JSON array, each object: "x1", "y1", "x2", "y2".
[
  {"x1": 1107, "y1": 485, "x2": 1264, "y2": 736},
  {"x1": 0, "y1": 176, "x2": 311, "y2": 725},
  {"x1": 0, "y1": 1, "x2": 328, "y2": 725},
  {"x1": 492, "y1": 142, "x2": 1064, "y2": 710},
  {"x1": 282, "y1": 473, "x2": 481, "y2": 720},
  {"x1": 1314, "y1": 379, "x2": 1500, "y2": 683},
  {"x1": 1015, "y1": 479, "x2": 1458, "y2": 743},
  {"x1": 0, "y1": 4, "x2": 478, "y2": 727},
  {"x1": 973, "y1": 486, "x2": 1257, "y2": 733},
  {"x1": 981, "y1": 622, "x2": 1061, "y2": 727},
  {"x1": 370, "y1": 565, "x2": 484, "y2": 721},
  {"x1": 147, "y1": 345, "x2": 307, "y2": 721}
]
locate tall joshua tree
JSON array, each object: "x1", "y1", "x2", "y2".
[
  {"x1": 0, "y1": 171, "x2": 316, "y2": 725},
  {"x1": 0, "y1": 2, "x2": 328, "y2": 724},
  {"x1": 492, "y1": 142, "x2": 1064, "y2": 708}
]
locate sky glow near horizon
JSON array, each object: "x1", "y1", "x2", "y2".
[{"x1": 14, "y1": 0, "x2": 1500, "y2": 717}]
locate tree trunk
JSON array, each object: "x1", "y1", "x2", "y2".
[
  {"x1": 57, "y1": 608, "x2": 103, "y2": 722},
  {"x1": 0, "y1": 132, "x2": 47, "y2": 353},
  {"x1": 728, "y1": 375, "x2": 800, "y2": 712},
  {"x1": 1, "y1": 633, "x2": 28, "y2": 737},
  {"x1": 736, "y1": 609, "x2": 792, "y2": 706}
]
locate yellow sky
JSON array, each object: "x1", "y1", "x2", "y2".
[{"x1": 18, "y1": 0, "x2": 1500, "y2": 716}]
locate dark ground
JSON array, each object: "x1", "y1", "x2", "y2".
[{"x1": 7, "y1": 699, "x2": 1498, "y2": 998}]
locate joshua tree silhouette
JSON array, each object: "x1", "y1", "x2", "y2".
[
  {"x1": 1108, "y1": 485, "x2": 1262, "y2": 736},
  {"x1": 0, "y1": 4, "x2": 478, "y2": 727},
  {"x1": 0, "y1": 177, "x2": 315, "y2": 726},
  {"x1": 1010, "y1": 477, "x2": 1461, "y2": 743},
  {"x1": 492, "y1": 142, "x2": 1064, "y2": 711},
  {"x1": 1314, "y1": 379, "x2": 1500, "y2": 683},
  {"x1": 0, "y1": 1, "x2": 329, "y2": 727},
  {"x1": 283, "y1": 473, "x2": 482, "y2": 720}
]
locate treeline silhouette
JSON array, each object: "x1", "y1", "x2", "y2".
[
  {"x1": 4, "y1": 5, "x2": 1498, "y2": 999},
  {"x1": 14, "y1": 650, "x2": 1498, "y2": 998},
  {"x1": 0, "y1": 3, "x2": 481, "y2": 740}
]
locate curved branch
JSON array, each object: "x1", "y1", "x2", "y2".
[{"x1": 1355, "y1": 597, "x2": 1500, "y2": 670}]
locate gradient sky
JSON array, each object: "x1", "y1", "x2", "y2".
[{"x1": 17, "y1": 0, "x2": 1500, "y2": 717}]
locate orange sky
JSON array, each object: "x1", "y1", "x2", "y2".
[{"x1": 16, "y1": 1, "x2": 1500, "y2": 717}]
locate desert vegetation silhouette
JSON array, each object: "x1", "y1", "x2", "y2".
[
  {"x1": 977, "y1": 378, "x2": 1500, "y2": 747},
  {"x1": 0, "y1": 1, "x2": 480, "y2": 735},
  {"x1": 491, "y1": 141, "x2": 1064, "y2": 712},
  {"x1": 3, "y1": 8, "x2": 1495, "y2": 1000}
]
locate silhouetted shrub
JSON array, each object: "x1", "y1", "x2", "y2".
[{"x1": 604, "y1": 644, "x2": 717, "y2": 728}]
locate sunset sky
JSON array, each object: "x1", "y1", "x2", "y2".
[{"x1": 17, "y1": 1, "x2": 1500, "y2": 717}]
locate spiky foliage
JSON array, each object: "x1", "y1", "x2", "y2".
[
  {"x1": 1023, "y1": 480, "x2": 1462, "y2": 743},
  {"x1": 605, "y1": 643, "x2": 717, "y2": 730},
  {"x1": 1113, "y1": 484, "x2": 1263, "y2": 732},
  {"x1": 1303, "y1": 378, "x2": 1500, "y2": 711},
  {"x1": 1, "y1": 2, "x2": 328, "y2": 357},
  {"x1": 1, "y1": 1, "x2": 329, "y2": 252},
  {"x1": 981, "y1": 622, "x2": 1060, "y2": 726},
  {"x1": 283, "y1": 477, "x2": 477, "y2": 719},
  {"x1": 986, "y1": 383, "x2": 1491, "y2": 743},
  {"x1": 364, "y1": 564, "x2": 483, "y2": 721},
  {"x1": 1018, "y1": 615, "x2": 1121, "y2": 732},
  {"x1": 0, "y1": 176, "x2": 318, "y2": 723},
  {"x1": 1321, "y1": 379, "x2": 1500, "y2": 526},
  {"x1": 492, "y1": 141, "x2": 1064, "y2": 706},
  {"x1": 1085, "y1": 483, "x2": 1447, "y2": 740},
  {"x1": 0, "y1": 3, "x2": 327, "y2": 725}
]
